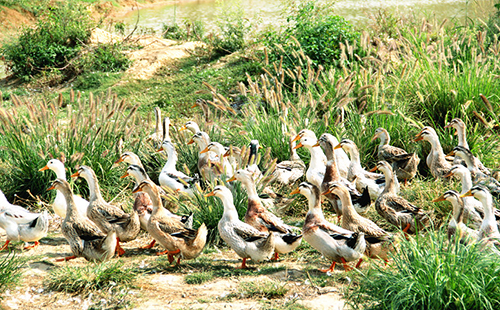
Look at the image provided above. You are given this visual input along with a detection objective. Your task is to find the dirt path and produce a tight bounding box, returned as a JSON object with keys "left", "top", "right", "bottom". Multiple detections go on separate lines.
{"left": 0, "top": 218, "right": 348, "bottom": 310}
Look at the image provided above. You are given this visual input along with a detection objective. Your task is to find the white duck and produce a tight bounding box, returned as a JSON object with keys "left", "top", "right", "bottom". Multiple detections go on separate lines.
{"left": 414, "top": 126, "right": 452, "bottom": 179}
{"left": 292, "top": 130, "right": 327, "bottom": 188}
{"left": 146, "top": 107, "right": 163, "bottom": 145}
{"left": 201, "top": 142, "right": 234, "bottom": 178}
{"left": 158, "top": 140, "right": 198, "bottom": 197}
{"left": 0, "top": 204, "right": 49, "bottom": 251}
{"left": 207, "top": 185, "right": 275, "bottom": 269}
{"left": 39, "top": 159, "right": 89, "bottom": 218}
{"left": 179, "top": 121, "right": 201, "bottom": 135}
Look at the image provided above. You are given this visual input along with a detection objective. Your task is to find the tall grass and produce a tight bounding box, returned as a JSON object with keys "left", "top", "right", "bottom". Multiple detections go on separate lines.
{"left": 0, "top": 90, "right": 146, "bottom": 207}
{"left": 345, "top": 230, "right": 500, "bottom": 309}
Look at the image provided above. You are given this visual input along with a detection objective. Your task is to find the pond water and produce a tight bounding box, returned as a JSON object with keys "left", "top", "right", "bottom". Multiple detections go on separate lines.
{"left": 119, "top": 0, "right": 495, "bottom": 33}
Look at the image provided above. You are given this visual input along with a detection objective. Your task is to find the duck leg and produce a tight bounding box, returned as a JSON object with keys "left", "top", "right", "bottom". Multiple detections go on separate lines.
{"left": 115, "top": 238, "right": 125, "bottom": 256}
{"left": 24, "top": 241, "right": 40, "bottom": 250}
{"left": 55, "top": 255, "right": 77, "bottom": 262}
{"left": 355, "top": 258, "right": 363, "bottom": 269}
{"left": 167, "top": 249, "right": 180, "bottom": 263}
{"left": 0, "top": 240, "right": 10, "bottom": 251}
{"left": 271, "top": 252, "right": 280, "bottom": 261}
{"left": 341, "top": 258, "right": 352, "bottom": 271}
{"left": 156, "top": 249, "right": 169, "bottom": 256}
{"left": 319, "top": 261, "right": 336, "bottom": 273}
{"left": 236, "top": 258, "right": 248, "bottom": 269}
{"left": 141, "top": 239, "right": 156, "bottom": 249}
{"left": 402, "top": 223, "right": 411, "bottom": 240}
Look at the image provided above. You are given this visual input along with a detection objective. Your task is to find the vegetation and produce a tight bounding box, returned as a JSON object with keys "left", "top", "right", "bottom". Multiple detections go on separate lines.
{"left": 345, "top": 230, "right": 500, "bottom": 310}
{"left": 239, "top": 279, "right": 289, "bottom": 299}
{"left": 0, "top": 252, "right": 25, "bottom": 297}
{"left": 45, "top": 261, "right": 138, "bottom": 295}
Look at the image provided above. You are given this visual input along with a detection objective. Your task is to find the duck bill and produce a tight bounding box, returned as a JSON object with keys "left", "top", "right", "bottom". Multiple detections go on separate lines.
{"left": 311, "top": 141, "right": 320, "bottom": 147}
{"left": 70, "top": 171, "right": 80, "bottom": 178}
{"left": 120, "top": 172, "right": 129, "bottom": 179}
{"left": 191, "top": 104, "right": 198, "bottom": 108}
{"left": 333, "top": 144, "right": 342, "bottom": 150}
{"left": 292, "top": 134, "right": 301, "bottom": 142}
{"left": 432, "top": 195, "right": 446, "bottom": 202}
{"left": 444, "top": 123, "right": 452, "bottom": 129}
{"left": 205, "top": 191, "right": 216, "bottom": 197}
{"left": 187, "top": 138, "right": 195, "bottom": 145}
{"left": 132, "top": 187, "right": 143, "bottom": 194}
{"left": 460, "top": 190, "right": 473, "bottom": 198}
{"left": 200, "top": 147, "right": 209, "bottom": 154}
{"left": 322, "top": 189, "right": 332, "bottom": 195}
{"left": 443, "top": 171, "right": 453, "bottom": 178}
{"left": 39, "top": 165, "right": 49, "bottom": 172}
{"left": 227, "top": 176, "right": 236, "bottom": 182}
{"left": 447, "top": 150, "right": 456, "bottom": 156}
{"left": 114, "top": 157, "right": 124, "bottom": 164}
{"left": 369, "top": 166, "right": 378, "bottom": 172}
{"left": 223, "top": 150, "right": 230, "bottom": 157}
{"left": 156, "top": 147, "right": 164, "bottom": 152}
{"left": 370, "top": 133, "right": 379, "bottom": 142}
{"left": 293, "top": 142, "right": 304, "bottom": 150}
{"left": 46, "top": 184, "right": 56, "bottom": 191}
{"left": 290, "top": 188, "right": 300, "bottom": 195}
{"left": 413, "top": 134, "right": 424, "bottom": 142}
{"left": 179, "top": 126, "right": 187, "bottom": 131}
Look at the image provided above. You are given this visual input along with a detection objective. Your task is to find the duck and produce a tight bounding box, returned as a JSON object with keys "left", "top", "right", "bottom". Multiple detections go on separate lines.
{"left": 315, "top": 134, "right": 371, "bottom": 217}
{"left": 224, "top": 145, "right": 243, "bottom": 173}
{"left": 228, "top": 169, "right": 302, "bottom": 260}
{"left": 444, "top": 118, "right": 489, "bottom": 174}
{"left": 414, "top": 126, "right": 452, "bottom": 179}
{"left": 271, "top": 135, "right": 306, "bottom": 186}
{"left": 133, "top": 180, "right": 207, "bottom": 263}
{"left": 246, "top": 140, "right": 263, "bottom": 181}
{"left": 374, "top": 161, "right": 430, "bottom": 234}
{"left": 179, "top": 121, "right": 201, "bottom": 135}
{"left": 146, "top": 107, "right": 163, "bottom": 145}
{"left": 461, "top": 185, "right": 500, "bottom": 250}
{"left": 443, "top": 165, "right": 493, "bottom": 228}
{"left": 323, "top": 183, "right": 394, "bottom": 267}
{"left": 0, "top": 197, "right": 49, "bottom": 251}
{"left": 206, "top": 185, "right": 275, "bottom": 269}
{"left": 113, "top": 151, "right": 144, "bottom": 169}
{"left": 71, "top": 165, "right": 140, "bottom": 256}
{"left": 432, "top": 190, "right": 479, "bottom": 244}
{"left": 158, "top": 139, "right": 199, "bottom": 197}
{"left": 188, "top": 131, "right": 219, "bottom": 181}
{"left": 292, "top": 130, "right": 327, "bottom": 187}
{"left": 448, "top": 147, "right": 500, "bottom": 195}
{"left": 291, "top": 182, "right": 366, "bottom": 272}
{"left": 371, "top": 127, "right": 420, "bottom": 183}
{"left": 39, "top": 158, "right": 89, "bottom": 218}
{"left": 201, "top": 142, "right": 234, "bottom": 178}
{"left": 47, "top": 179, "right": 117, "bottom": 262}
{"left": 335, "top": 139, "right": 387, "bottom": 200}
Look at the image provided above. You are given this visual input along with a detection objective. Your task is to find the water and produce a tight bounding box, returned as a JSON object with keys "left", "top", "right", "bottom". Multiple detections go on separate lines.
{"left": 119, "top": 0, "right": 495, "bottom": 33}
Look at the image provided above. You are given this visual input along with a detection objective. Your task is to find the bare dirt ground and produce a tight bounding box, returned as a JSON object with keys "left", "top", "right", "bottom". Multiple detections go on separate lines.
{"left": 0, "top": 217, "right": 349, "bottom": 310}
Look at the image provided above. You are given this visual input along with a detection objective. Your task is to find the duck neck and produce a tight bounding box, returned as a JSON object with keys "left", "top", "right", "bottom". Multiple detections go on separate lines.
{"left": 306, "top": 192, "right": 324, "bottom": 217}
{"left": 290, "top": 138, "right": 301, "bottom": 161}
{"left": 479, "top": 195, "right": 495, "bottom": 221}
{"left": 240, "top": 178, "right": 259, "bottom": 200}
{"left": 52, "top": 166, "right": 67, "bottom": 180}
{"left": 346, "top": 147, "right": 361, "bottom": 167}
{"left": 379, "top": 132, "right": 390, "bottom": 147}
{"left": 220, "top": 194, "right": 239, "bottom": 221}
{"left": 338, "top": 191, "right": 358, "bottom": 218}
{"left": 307, "top": 144, "right": 327, "bottom": 170}
{"left": 163, "top": 119, "right": 170, "bottom": 141}
{"left": 84, "top": 173, "right": 105, "bottom": 203}
{"left": 60, "top": 186, "right": 78, "bottom": 219}
{"left": 154, "top": 109, "right": 162, "bottom": 136}
{"left": 163, "top": 149, "right": 178, "bottom": 172}
{"left": 451, "top": 198, "right": 465, "bottom": 224}
{"left": 457, "top": 171, "right": 473, "bottom": 193}
{"left": 456, "top": 126, "right": 469, "bottom": 149}
{"left": 382, "top": 168, "right": 397, "bottom": 194}
{"left": 147, "top": 188, "right": 164, "bottom": 216}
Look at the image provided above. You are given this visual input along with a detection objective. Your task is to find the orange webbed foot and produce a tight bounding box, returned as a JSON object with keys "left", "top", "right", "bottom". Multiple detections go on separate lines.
{"left": 319, "top": 261, "right": 336, "bottom": 273}
{"left": 156, "top": 249, "right": 169, "bottom": 256}
{"left": 141, "top": 240, "right": 156, "bottom": 250}
{"left": 270, "top": 252, "right": 279, "bottom": 261}
{"left": 236, "top": 258, "right": 248, "bottom": 269}
{"left": 23, "top": 241, "right": 40, "bottom": 250}
{"left": 55, "top": 255, "right": 77, "bottom": 262}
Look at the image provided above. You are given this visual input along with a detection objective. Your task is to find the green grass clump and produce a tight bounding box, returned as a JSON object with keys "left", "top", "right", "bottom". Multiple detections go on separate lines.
{"left": 45, "top": 261, "right": 138, "bottom": 296}
{"left": 0, "top": 252, "right": 25, "bottom": 296}
{"left": 184, "top": 271, "right": 214, "bottom": 284}
{"left": 345, "top": 230, "right": 500, "bottom": 309}
{"left": 239, "top": 279, "right": 288, "bottom": 299}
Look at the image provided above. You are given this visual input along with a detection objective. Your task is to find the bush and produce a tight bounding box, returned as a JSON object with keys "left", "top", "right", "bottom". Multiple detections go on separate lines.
{"left": 1, "top": 2, "right": 93, "bottom": 80}
{"left": 262, "top": 0, "right": 361, "bottom": 69}
{"left": 345, "top": 230, "right": 500, "bottom": 309}
{"left": 207, "top": 3, "right": 251, "bottom": 55}
{"left": 162, "top": 20, "right": 205, "bottom": 41}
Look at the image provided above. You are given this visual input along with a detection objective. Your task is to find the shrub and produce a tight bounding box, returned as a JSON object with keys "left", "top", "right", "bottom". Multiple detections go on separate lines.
{"left": 345, "top": 230, "right": 500, "bottom": 309}
{"left": 1, "top": 2, "right": 94, "bottom": 80}
{"left": 162, "top": 20, "right": 205, "bottom": 41}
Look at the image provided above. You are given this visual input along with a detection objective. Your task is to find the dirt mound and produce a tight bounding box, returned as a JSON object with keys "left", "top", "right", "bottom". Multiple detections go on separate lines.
{"left": 0, "top": 6, "right": 35, "bottom": 40}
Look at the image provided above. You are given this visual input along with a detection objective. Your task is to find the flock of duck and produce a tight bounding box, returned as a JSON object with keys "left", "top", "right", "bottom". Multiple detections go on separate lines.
{"left": 1, "top": 104, "right": 499, "bottom": 272}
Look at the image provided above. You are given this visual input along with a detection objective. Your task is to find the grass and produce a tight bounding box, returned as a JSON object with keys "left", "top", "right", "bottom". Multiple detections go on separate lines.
{"left": 0, "top": 252, "right": 25, "bottom": 296}
{"left": 184, "top": 271, "right": 214, "bottom": 284}
{"left": 345, "top": 230, "right": 500, "bottom": 310}
{"left": 239, "top": 279, "right": 289, "bottom": 299}
{"left": 44, "top": 260, "right": 139, "bottom": 296}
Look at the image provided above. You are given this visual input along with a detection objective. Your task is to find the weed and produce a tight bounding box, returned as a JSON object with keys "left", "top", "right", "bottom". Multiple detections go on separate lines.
{"left": 0, "top": 252, "right": 25, "bottom": 296}
{"left": 184, "top": 271, "right": 214, "bottom": 284}
{"left": 239, "top": 279, "right": 288, "bottom": 299}
{"left": 345, "top": 230, "right": 500, "bottom": 309}
{"left": 45, "top": 261, "right": 138, "bottom": 296}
